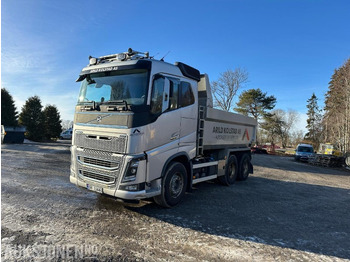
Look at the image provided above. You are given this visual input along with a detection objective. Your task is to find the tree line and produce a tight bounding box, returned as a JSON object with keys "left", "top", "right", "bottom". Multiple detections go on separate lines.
{"left": 212, "top": 58, "right": 350, "bottom": 152}
{"left": 1, "top": 88, "right": 63, "bottom": 141}
{"left": 212, "top": 69, "right": 300, "bottom": 148}
{"left": 305, "top": 58, "right": 350, "bottom": 152}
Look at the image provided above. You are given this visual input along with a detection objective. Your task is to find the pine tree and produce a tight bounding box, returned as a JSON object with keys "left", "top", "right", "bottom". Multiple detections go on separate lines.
{"left": 305, "top": 93, "right": 322, "bottom": 147}
{"left": 43, "top": 105, "right": 62, "bottom": 140}
{"left": 1, "top": 88, "right": 18, "bottom": 126}
{"left": 19, "top": 96, "right": 44, "bottom": 141}
{"left": 235, "top": 88, "right": 276, "bottom": 145}
{"left": 235, "top": 88, "right": 276, "bottom": 121}
{"left": 260, "top": 112, "right": 284, "bottom": 147}
{"left": 323, "top": 58, "right": 350, "bottom": 152}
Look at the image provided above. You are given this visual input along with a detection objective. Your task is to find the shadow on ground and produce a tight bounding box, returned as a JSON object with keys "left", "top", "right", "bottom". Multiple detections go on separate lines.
{"left": 97, "top": 176, "right": 350, "bottom": 259}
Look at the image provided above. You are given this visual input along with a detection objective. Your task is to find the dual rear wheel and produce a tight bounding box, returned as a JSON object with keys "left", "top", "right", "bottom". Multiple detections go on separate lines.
{"left": 154, "top": 153, "right": 251, "bottom": 207}
{"left": 218, "top": 153, "right": 251, "bottom": 185}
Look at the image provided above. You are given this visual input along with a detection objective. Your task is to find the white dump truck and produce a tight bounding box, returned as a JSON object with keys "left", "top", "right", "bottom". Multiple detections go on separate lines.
{"left": 70, "top": 48, "right": 257, "bottom": 207}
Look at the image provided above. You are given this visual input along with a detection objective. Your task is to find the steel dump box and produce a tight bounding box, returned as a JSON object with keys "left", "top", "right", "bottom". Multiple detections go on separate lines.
{"left": 202, "top": 107, "right": 257, "bottom": 150}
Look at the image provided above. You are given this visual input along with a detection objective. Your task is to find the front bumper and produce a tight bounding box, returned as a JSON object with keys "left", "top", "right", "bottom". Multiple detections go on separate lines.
{"left": 70, "top": 172, "right": 161, "bottom": 200}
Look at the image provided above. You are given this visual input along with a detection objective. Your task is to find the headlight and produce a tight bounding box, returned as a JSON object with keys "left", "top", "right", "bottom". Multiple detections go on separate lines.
{"left": 122, "top": 160, "right": 139, "bottom": 182}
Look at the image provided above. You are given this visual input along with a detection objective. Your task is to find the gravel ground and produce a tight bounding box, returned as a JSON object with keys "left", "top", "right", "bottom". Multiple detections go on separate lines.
{"left": 1, "top": 142, "right": 350, "bottom": 261}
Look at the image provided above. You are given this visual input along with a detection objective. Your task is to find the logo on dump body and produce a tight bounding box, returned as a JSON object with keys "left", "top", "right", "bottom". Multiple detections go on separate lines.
{"left": 242, "top": 128, "right": 250, "bottom": 141}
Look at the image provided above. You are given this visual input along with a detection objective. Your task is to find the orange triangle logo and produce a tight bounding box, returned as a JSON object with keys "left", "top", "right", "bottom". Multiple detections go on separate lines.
{"left": 242, "top": 128, "right": 250, "bottom": 141}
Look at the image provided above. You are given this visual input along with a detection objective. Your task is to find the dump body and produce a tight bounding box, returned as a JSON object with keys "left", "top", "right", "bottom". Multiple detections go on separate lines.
{"left": 203, "top": 108, "right": 256, "bottom": 149}
{"left": 70, "top": 49, "right": 257, "bottom": 207}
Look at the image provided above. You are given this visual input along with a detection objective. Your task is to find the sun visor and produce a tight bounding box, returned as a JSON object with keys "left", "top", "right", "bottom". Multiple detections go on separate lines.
{"left": 76, "top": 75, "right": 87, "bottom": 82}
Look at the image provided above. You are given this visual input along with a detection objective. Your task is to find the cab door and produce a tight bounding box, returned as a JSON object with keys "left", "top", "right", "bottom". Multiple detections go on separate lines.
{"left": 146, "top": 75, "right": 182, "bottom": 181}
{"left": 178, "top": 80, "right": 197, "bottom": 157}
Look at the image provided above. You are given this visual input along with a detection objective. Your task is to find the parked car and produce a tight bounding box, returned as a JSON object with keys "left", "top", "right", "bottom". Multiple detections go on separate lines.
{"left": 60, "top": 128, "right": 72, "bottom": 140}
{"left": 295, "top": 144, "right": 314, "bottom": 162}
{"left": 251, "top": 146, "right": 268, "bottom": 154}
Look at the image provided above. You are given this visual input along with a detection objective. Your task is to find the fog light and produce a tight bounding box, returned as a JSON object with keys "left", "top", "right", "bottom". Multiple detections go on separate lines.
{"left": 126, "top": 185, "right": 138, "bottom": 191}
{"left": 119, "top": 183, "right": 145, "bottom": 192}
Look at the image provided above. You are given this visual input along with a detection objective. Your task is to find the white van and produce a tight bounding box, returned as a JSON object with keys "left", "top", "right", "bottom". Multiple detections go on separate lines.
{"left": 295, "top": 144, "right": 314, "bottom": 161}
{"left": 60, "top": 128, "right": 73, "bottom": 140}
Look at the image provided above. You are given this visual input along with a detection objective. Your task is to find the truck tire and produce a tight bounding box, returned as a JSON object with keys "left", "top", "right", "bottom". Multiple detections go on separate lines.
{"left": 237, "top": 153, "right": 250, "bottom": 181}
{"left": 345, "top": 153, "right": 350, "bottom": 167}
{"left": 153, "top": 162, "right": 188, "bottom": 208}
{"left": 218, "top": 155, "right": 238, "bottom": 186}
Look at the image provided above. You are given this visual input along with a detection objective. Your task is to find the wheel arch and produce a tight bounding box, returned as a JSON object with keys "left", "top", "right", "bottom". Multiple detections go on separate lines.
{"left": 161, "top": 152, "right": 192, "bottom": 192}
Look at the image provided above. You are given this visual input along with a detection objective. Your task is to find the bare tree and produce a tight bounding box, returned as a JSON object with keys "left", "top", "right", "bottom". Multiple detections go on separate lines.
{"left": 211, "top": 68, "right": 248, "bottom": 112}
{"left": 290, "top": 130, "right": 305, "bottom": 147}
{"left": 61, "top": 119, "right": 73, "bottom": 130}
{"left": 261, "top": 109, "right": 299, "bottom": 148}
{"left": 274, "top": 109, "right": 299, "bottom": 148}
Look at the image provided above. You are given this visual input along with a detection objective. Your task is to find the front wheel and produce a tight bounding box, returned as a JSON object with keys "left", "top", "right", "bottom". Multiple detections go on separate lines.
{"left": 154, "top": 162, "right": 188, "bottom": 208}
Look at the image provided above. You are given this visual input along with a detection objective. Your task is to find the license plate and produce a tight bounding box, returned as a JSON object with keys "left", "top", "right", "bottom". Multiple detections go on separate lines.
{"left": 86, "top": 184, "right": 103, "bottom": 194}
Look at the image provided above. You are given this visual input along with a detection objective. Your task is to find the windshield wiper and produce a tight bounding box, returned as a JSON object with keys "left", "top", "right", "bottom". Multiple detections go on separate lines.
{"left": 80, "top": 101, "right": 100, "bottom": 111}
{"left": 101, "top": 100, "right": 130, "bottom": 111}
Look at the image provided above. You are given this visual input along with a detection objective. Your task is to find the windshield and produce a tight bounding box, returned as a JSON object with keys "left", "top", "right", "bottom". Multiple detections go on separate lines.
{"left": 77, "top": 69, "right": 149, "bottom": 106}
{"left": 297, "top": 146, "right": 313, "bottom": 153}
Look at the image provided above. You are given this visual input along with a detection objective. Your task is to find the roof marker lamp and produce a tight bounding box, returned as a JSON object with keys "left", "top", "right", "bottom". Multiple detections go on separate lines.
{"left": 117, "top": 53, "right": 127, "bottom": 61}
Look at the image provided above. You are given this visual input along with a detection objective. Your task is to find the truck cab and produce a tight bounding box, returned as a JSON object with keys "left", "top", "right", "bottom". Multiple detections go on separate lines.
{"left": 70, "top": 48, "right": 256, "bottom": 207}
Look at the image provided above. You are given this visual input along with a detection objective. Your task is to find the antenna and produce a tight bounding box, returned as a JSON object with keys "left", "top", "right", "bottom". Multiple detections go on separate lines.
{"left": 150, "top": 52, "right": 159, "bottom": 59}
{"left": 160, "top": 51, "right": 171, "bottom": 61}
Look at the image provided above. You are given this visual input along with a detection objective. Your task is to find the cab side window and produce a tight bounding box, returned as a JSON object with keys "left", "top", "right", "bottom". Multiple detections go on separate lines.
{"left": 179, "top": 81, "right": 194, "bottom": 108}
{"left": 150, "top": 76, "right": 164, "bottom": 114}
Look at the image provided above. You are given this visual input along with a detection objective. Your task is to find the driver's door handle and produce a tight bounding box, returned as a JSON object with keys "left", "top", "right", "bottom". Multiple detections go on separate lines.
{"left": 170, "top": 133, "right": 179, "bottom": 140}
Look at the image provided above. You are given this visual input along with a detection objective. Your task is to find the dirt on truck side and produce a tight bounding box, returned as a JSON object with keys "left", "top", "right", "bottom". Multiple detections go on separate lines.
{"left": 1, "top": 142, "right": 350, "bottom": 261}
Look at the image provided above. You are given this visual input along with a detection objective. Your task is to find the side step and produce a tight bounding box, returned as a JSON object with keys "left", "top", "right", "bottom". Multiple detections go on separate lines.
{"left": 192, "top": 174, "right": 217, "bottom": 184}
{"left": 192, "top": 161, "right": 218, "bottom": 184}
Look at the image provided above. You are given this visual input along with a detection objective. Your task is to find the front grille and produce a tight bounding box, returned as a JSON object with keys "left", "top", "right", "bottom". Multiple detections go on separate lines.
{"left": 84, "top": 148, "right": 113, "bottom": 158}
{"left": 79, "top": 156, "right": 119, "bottom": 169}
{"left": 79, "top": 170, "right": 115, "bottom": 183}
{"left": 75, "top": 148, "right": 124, "bottom": 184}
{"left": 75, "top": 132, "right": 127, "bottom": 153}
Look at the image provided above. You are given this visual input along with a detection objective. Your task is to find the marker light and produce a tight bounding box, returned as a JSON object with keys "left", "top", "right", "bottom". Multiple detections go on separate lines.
{"left": 117, "top": 53, "right": 127, "bottom": 61}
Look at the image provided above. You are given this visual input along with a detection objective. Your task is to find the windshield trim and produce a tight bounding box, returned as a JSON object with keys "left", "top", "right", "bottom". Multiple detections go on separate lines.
{"left": 77, "top": 69, "right": 151, "bottom": 110}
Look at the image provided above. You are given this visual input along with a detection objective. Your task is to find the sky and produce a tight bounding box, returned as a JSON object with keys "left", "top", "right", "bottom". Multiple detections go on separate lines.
{"left": 1, "top": 0, "right": 350, "bottom": 133}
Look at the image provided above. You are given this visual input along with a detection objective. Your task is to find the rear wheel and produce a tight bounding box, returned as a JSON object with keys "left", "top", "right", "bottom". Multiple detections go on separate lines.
{"left": 154, "top": 162, "right": 188, "bottom": 208}
{"left": 237, "top": 153, "right": 250, "bottom": 181}
{"left": 218, "top": 155, "right": 238, "bottom": 186}
{"left": 345, "top": 153, "right": 350, "bottom": 167}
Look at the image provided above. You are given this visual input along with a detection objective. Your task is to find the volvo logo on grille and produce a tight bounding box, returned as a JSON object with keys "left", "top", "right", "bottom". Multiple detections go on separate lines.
{"left": 86, "top": 114, "right": 111, "bottom": 124}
